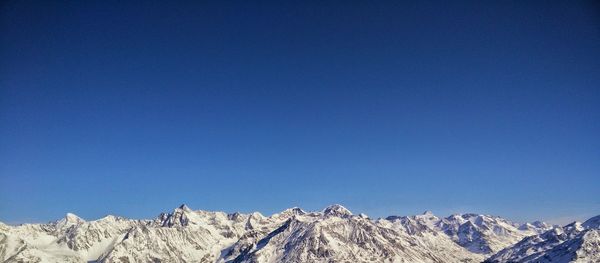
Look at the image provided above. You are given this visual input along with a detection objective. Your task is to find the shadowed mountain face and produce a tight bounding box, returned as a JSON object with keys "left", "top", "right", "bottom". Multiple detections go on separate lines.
{"left": 485, "top": 218, "right": 600, "bottom": 263}
{"left": 2, "top": 204, "right": 592, "bottom": 263}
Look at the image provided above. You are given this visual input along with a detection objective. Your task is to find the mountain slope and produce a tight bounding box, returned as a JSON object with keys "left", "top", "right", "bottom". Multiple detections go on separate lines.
{"left": 485, "top": 219, "right": 600, "bottom": 263}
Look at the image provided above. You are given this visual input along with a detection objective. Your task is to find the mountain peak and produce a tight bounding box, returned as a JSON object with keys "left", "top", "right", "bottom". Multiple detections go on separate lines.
{"left": 531, "top": 220, "right": 548, "bottom": 228}
{"left": 282, "top": 207, "right": 306, "bottom": 215}
{"left": 177, "top": 204, "right": 191, "bottom": 211}
{"left": 65, "top": 213, "right": 84, "bottom": 222}
{"left": 323, "top": 204, "right": 352, "bottom": 217}
{"left": 99, "top": 215, "right": 121, "bottom": 222}
{"left": 55, "top": 212, "right": 85, "bottom": 229}
{"left": 271, "top": 207, "right": 306, "bottom": 219}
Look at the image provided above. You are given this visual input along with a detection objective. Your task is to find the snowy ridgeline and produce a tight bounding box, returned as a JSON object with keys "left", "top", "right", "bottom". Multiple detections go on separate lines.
{"left": 0, "top": 204, "right": 598, "bottom": 263}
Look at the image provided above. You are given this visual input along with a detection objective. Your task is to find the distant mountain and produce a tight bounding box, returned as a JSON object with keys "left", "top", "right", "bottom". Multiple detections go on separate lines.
{"left": 1, "top": 204, "right": 594, "bottom": 263}
{"left": 485, "top": 216, "right": 600, "bottom": 263}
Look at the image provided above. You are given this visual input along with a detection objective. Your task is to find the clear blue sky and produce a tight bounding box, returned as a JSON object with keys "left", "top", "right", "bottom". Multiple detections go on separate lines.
{"left": 1, "top": 1, "right": 599, "bottom": 225}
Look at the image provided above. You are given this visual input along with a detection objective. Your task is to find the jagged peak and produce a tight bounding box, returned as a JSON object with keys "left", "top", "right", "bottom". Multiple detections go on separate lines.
{"left": 250, "top": 211, "right": 265, "bottom": 218}
{"left": 228, "top": 211, "right": 247, "bottom": 221}
{"left": 54, "top": 212, "right": 85, "bottom": 229}
{"left": 98, "top": 215, "right": 126, "bottom": 222}
{"left": 177, "top": 204, "right": 191, "bottom": 212}
{"left": 282, "top": 207, "right": 306, "bottom": 215}
{"left": 447, "top": 213, "right": 463, "bottom": 219}
{"left": 460, "top": 213, "right": 479, "bottom": 218}
{"left": 531, "top": 220, "right": 548, "bottom": 227}
{"left": 153, "top": 205, "right": 195, "bottom": 227}
{"left": 323, "top": 204, "right": 352, "bottom": 217}
{"left": 271, "top": 207, "right": 306, "bottom": 219}
{"left": 64, "top": 213, "right": 84, "bottom": 222}
{"left": 422, "top": 210, "right": 434, "bottom": 216}
{"left": 416, "top": 211, "right": 438, "bottom": 222}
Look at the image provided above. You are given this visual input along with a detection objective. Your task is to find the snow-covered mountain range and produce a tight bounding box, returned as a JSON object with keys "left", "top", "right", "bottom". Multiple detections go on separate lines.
{"left": 485, "top": 215, "right": 600, "bottom": 263}
{"left": 0, "top": 204, "right": 597, "bottom": 262}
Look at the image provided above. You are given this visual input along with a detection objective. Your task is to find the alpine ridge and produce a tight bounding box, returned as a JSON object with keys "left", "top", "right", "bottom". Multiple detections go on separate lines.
{"left": 485, "top": 216, "right": 600, "bottom": 263}
{"left": 0, "top": 205, "right": 597, "bottom": 263}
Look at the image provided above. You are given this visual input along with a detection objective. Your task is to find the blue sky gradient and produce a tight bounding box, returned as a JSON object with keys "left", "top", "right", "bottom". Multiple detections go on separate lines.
{"left": 1, "top": 1, "right": 599, "bottom": 224}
